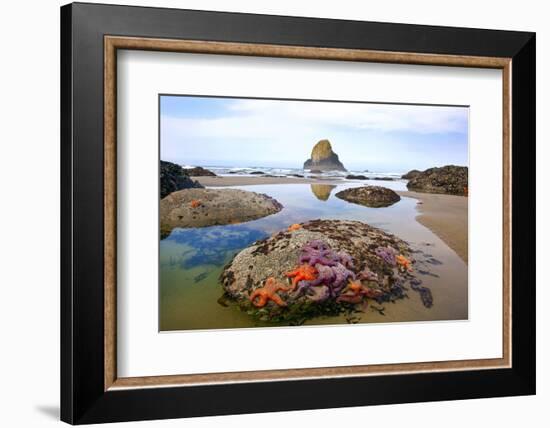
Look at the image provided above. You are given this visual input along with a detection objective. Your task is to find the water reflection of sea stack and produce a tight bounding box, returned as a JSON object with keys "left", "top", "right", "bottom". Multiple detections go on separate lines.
{"left": 310, "top": 184, "right": 336, "bottom": 201}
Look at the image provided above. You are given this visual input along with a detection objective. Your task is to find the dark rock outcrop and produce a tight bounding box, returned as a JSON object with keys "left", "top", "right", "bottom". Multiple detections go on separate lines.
{"left": 336, "top": 186, "right": 400, "bottom": 208}
{"left": 406, "top": 165, "right": 468, "bottom": 195}
{"left": 304, "top": 139, "right": 347, "bottom": 171}
{"left": 185, "top": 166, "right": 216, "bottom": 176}
{"left": 346, "top": 174, "right": 368, "bottom": 180}
{"left": 160, "top": 188, "right": 283, "bottom": 238}
{"left": 402, "top": 169, "right": 422, "bottom": 180}
{"left": 160, "top": 160, "right": 203, "bottom": 198}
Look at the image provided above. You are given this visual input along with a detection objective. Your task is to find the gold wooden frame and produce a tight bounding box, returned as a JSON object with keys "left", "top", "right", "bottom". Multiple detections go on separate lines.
{"left": 104, "top": 36, "right": 512, "bottom": 391}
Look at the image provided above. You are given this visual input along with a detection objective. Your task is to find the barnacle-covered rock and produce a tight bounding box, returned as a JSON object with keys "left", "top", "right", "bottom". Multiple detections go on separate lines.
{"left": 160, "top": 188, "right": 283, "bottom": 238}
{"left": 220, "top": 219, "right": 432, "bottom": 324}
{"left": 335, "top": 186, "right": 401, "bottom": 208}
{"left": 406, "top": 165, "right": 468, "bottom": 195}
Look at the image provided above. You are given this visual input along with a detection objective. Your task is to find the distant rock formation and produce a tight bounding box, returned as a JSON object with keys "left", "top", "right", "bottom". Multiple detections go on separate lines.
{"left": 304, "top": 139, "right": 347, "bottom": 172}
{"left": 160, "top": 160, "right": 203, "bottom": 198}
{"left": 336, "top": 186, "right": 401, "bottom": 208}
{"left": 185, "top": 166, "right": 216, "bottom": 177}
{"left": 402, "top": 169, "right": 422, "bottom": 180}
{"left": 346, "top": 174, "right": 368, "bottom": 180}
{"left": 406, "top": 165, "right": 468, "bottom": 195}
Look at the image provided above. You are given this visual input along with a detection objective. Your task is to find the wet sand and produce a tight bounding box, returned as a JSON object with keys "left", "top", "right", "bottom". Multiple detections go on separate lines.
{"left": 398, "top": 191, "right": 468, "bottom": 263}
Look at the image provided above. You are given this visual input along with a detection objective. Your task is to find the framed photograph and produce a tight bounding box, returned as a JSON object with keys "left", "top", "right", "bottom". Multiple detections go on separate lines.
{"left": 60, "top": 2, "right": 535, "bottom": 424}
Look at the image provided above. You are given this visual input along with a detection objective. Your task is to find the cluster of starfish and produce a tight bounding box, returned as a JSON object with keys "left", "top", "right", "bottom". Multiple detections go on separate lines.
{"left": 375, "top": 246, "right": 413, "bottom": 272}
{"left": 298, "top": 240, "right": 354, "bottom": 269}
{"left": 286, "top": 240, "right": 357, "bottom": 301}
{"left": 189, "top": 199, "right": 202, "bottom": 208}
{"left": 247, "top": 240, "right": 432, "bottom": 311}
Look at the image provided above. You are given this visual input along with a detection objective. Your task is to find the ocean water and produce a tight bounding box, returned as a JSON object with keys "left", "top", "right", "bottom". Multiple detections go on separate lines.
{"left": 183, "top": 165, "right": 404, "bottom": 181}
{"left": 159, "top": 182, "right": 468, "bottom": 331}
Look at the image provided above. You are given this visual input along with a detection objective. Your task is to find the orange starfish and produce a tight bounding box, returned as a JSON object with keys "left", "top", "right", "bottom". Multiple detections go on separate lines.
{"left": 190, "top": 199, "right": 202, "bottom": 208}
{"left": 249, "top": 277, "right": 291, "bottom": 307}
{"left": 396, "top": 255, "right": 413, "bottom": 271}
{"left": 337, "top": 280, "right": 383, "bottom": 303}
{"left": 348, "top": 280, "right": 363, "bottom": 294}
{"left": 288, "top": 223, "right": 302, "bottom": 232}
{"left": 285, "top": 264, "right": 318, "bottom": 288}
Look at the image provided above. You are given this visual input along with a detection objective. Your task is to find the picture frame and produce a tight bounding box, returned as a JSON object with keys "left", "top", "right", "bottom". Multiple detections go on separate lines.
{"left": 60, "top": 2, "right": 535, "bottom": 424}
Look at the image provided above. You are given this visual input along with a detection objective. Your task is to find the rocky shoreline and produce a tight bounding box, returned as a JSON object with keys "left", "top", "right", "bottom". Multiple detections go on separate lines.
{"left": 406, "top": 165, "right": 468, "bottom": 195}
{"left": 160, "top": 160, "right": 203, "bottom": 198}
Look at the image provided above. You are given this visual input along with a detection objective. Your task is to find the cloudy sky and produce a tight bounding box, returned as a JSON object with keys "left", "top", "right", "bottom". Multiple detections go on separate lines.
{"left": 160, "top": 95, "right": 468, "bottom": 173}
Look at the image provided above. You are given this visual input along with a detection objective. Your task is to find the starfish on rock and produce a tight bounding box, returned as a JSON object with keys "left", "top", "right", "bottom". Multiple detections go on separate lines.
{"left": 285, "top": 264, "right": 318, "bottom": 288}
{"left": 288, "top": 223, "right": 302, "bottom": 232}
{"left": 396, "top": 254, "right": 413, "bottom": 272}
{"left": 337, "top": 280, "right": 384, "bottom": 304}
{"left": 249, "top": 277, "right": 291, "bottom": 308}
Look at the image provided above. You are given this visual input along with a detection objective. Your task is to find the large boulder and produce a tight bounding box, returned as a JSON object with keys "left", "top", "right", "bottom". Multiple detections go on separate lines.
{"left": 304, "top": 139, "right": 347, "bottom": 171}
{"left": 160, "top": 160, "right": 203, "bottom": 198}
{"left": 335, "top": 186, "right": 401, "bottom": 208}
{"left": 185, "top": 166, "right": 216, "bottom": 176}
{"left": 220, "top": 220, "right": 432, "bottom": 324}
{"left": 406, "top": 165, "right": 468, "bottom": 195}
{"left": 160, "top": 188, "right": 283, "bottom": 238}
{"left": 402, "top": 169, "right": 422, "bottom": 179}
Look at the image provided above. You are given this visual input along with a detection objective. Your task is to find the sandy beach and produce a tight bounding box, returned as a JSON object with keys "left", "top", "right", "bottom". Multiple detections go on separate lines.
{"left": 397, "top": 190, "right": 468, "bottom": 263}
{"left": 193, "top": 175, "right": 468, "bottom": 263}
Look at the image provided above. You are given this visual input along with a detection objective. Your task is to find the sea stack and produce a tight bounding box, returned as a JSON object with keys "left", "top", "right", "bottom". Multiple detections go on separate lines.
{"left": 303, "top": 139, "right": 347, "bottom": 172}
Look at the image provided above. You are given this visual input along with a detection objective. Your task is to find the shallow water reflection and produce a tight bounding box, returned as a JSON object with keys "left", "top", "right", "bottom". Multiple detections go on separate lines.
{"left": 160, "top": 182, "right": 467, "bottom": 331}
{"left": 310, "top": 184, "right": 336, "bottom": 201}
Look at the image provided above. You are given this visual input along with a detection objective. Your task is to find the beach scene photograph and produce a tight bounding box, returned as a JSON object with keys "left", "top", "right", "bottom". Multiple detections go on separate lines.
{"left": 159, "top": 95, "right": 469, "bottom": 331}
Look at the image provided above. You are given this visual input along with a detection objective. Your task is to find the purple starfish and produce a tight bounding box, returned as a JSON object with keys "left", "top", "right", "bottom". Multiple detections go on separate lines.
{"left": 306, "top": 285, "right": 331, "bottom": 302}
{"left": 299, "top": 241, "right": 338, "bottom": 266}
{"left": 357, "top": 267, "right": 379, "bottom": 282}
{"left": 336, "top": 251, "right": 355, "bottom": 269}
{"left": 375, "top": 246, "right": 397, "bottom": 266}
{"left": 331, "top": 263, "right": 356, "bottom": 294}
